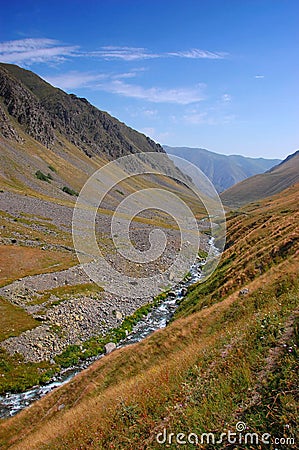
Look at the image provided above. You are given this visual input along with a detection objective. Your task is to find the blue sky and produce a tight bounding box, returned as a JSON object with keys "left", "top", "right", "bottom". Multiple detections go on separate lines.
{"left": 0, "top": 0, "right": 298, "bottom": 159}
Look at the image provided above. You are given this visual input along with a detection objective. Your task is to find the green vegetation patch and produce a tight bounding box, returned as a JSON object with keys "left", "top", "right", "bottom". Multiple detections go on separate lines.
{"left": 62, "top": 186, "right": 78, "bottom": 196}
{"left": 0, "top": 296, "right": 38, "bottom": 341}
{"left": 35, "top": 170, "right": 53, "bottom": 183}
{"left": 54, "top": 290, "right": 169, "bottom": 368}
{"left": 0, "top": 349, "right": 58, "bottom": 394}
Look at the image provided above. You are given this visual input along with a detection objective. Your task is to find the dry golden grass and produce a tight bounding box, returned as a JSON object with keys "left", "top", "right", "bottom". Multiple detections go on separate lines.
{"left": 1, "top": 247, "right": 297, "bottom": 449}
{"left": 0, "top": 245, "right": 77, "bottom": 287}
{"left": 0, "top": 185, "right": 298, "bottom": 449}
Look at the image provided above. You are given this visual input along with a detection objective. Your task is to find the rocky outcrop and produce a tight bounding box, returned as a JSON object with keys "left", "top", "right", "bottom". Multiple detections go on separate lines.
{"left": 0, "top": 103, "right": 23, "bottom": 142}
{"left": 0, "top": 66, "right": 55, "bottom": 147}
{"left": 1, "top": 291, "right": 150, "bottom": 362}
{"left": 0, "top": 62, "right": 165, "bottom": 160}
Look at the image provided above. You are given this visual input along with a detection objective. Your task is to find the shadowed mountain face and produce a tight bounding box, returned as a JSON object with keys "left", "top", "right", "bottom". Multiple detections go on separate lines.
{"left": 164, "top": 145, "right": 281, "bottom": 192}
{"left": 0, "top": 63, "right": 164, "bottom": 159}
{"left": 221, "top": 150, "right": 299, "bottom": 207}
{"left": 0, "top": 63, "right": 191, "bottom": 203}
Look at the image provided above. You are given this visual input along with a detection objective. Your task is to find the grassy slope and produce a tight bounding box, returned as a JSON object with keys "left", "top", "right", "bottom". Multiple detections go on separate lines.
{"left": 0, "top": 120, "right": 207, "bottom": 396}
{"left": 0, "top": 183, "right": 298, "bottom": 449}
{"left": 221, "top": 150, "right": 299, "bottom": 207}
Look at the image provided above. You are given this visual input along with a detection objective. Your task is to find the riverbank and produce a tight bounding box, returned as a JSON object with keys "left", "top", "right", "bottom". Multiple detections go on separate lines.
{"left": 0, "top": 250, "right": 209, "bottom": 419}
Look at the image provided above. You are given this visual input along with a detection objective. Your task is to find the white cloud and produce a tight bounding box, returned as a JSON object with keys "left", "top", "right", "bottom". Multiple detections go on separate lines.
{"left": 140, "top": 127, "right": 171, "bottom": 143}
{"left": 95, "top": 80, "right": 205, "bottom": 104}
{"left": 90, "top": 46, "right": 160, "bottom": 61}
{"left": 0, "top": 39, "right": 228, "bottom": 66}
{"left": 44, "top": 71, "right": 107, "bottom": 90}
{"left": 183, "top": 112, "right": 210, "bottom": 125}
{"left": 254, "top": 75, "right": 265, "bottom": 79}
{"left": 221, "top": 93, "right": 232, "bottom": 102}
{"left": 0, "top": 38, "right": 78, "bottom": 65}
{"left": 167, "top": 49, "right": 227, "bottom": 59}
{"left": 183, "top": 108, "right": 236, "bottom": 126}
{"left": 125, "top": 106, "right": 159, "bottom": 119}
{"left": 43, "top": 69, "right": 205, "bottom": 105}
{"left": 142, "top": 109, "right": 158, "bottom": 117}
{"left": 89, "top": 46, "right": 227, "bottom": 61}
{"left": 43, "top": 70, "right": 143, "bottom": 90}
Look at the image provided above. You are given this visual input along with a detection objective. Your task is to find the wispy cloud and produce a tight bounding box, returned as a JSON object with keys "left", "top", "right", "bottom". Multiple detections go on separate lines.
{"left": 95, "top": 80, "right": 205, "bottom": 104}
{"left": 125, "top": 106, "right": 159, "bottom": 119}
{"left": 183, "top": 106, "right": 236, "bottom": 126}
{"left": 183, "top": 111, "right": 211, "bottom": 125}
{"left": 88, "top": 46, "right": 227, "bottom": 61}
{"left": 167, "top": 49, "right": 227, "bottom": 59}
{"left": 254, "top": 75, "right": 265, "bottom": 79}
{"left": 0, "top": 38, "right": 78, "bottom": 65}
{"left": 90, "top": 46, "right": 160, "bottom": 61}
{"left": 0, "top": 39, "right": 228, "bottom": 66}
{"left": 44, "top": 71, "right": 107, "bottom": 89}
{"left": 140, "top": 127, "right": 171, "bottom": 143}
{"left": 43, "top": 70, "right": 205, "bottom": 105}
{"left": 45, "top": 67, "right": 149, "bottom": 90}
{"left": 142, "top": 109, "right": 158, "bottom": 117}
{"left": 221, "top": 93, "right": 232, "bottom": 102}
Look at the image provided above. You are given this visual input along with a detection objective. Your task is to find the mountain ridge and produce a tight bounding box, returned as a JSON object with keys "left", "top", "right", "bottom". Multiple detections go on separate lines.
{"left": 221, "top": 149, "right": 299, "bottom": 207}
{"left": 0, "top": 62, "right": 164, "bottom": 159}
{"left": 164, "top": 145, "right": 281, "bottom": 192}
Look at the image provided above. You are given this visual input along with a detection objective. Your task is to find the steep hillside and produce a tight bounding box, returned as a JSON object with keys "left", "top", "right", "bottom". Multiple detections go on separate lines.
{"left": 221, "top": 150, "right": 299, "bottom": 207}
{"left": 1, "top": 64, "right": 193, "bottom": 213}
{"left": 165, "top": 145, "right": 280, "bottom": 192}
{"left": 0, "top": 63, "right": 164, "bottom": 158}
{"left": 0, "top": 64, "right": 209, "bottom": 401}
{"left": 1, "top": 183, "right": 297, "bottom": 449}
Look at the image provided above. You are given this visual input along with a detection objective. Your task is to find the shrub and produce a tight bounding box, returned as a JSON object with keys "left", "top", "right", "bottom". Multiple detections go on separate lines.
{"left": 62, "top": 186, "right": 79, "bottom": 196}
{"left": 35, "top": 170, "right": 52, "bottom": 183}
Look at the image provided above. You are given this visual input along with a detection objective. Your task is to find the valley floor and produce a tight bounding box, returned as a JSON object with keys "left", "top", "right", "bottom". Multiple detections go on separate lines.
{"left": 0, "top": 183, "right": 298, "bottom": 449}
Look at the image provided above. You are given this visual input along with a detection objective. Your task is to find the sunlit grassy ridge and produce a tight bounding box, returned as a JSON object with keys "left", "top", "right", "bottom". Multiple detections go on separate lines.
{"left": 0, "top": 183, "right": 297, "bottom": 449}
{"left": 221, "top": 150, "right": 299, "bottom": 207}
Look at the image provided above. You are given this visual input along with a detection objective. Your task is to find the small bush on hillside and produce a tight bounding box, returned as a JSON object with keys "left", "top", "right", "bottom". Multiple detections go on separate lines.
{"left": 35, "top": 170, "right": 52, "bottom": 183}
{"left": 62, "top": 186, "right": 78, "bottom": 196}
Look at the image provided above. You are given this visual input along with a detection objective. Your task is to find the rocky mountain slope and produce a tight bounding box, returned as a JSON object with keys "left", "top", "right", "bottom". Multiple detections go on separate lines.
{"left": 0, "top": 63, "right": 189, "bottom": 206}
{"left": 165, "top": 145, "right": 280, "bottom": 192}
{"left": 0, "top": 63, "right": 208, "bottom": 401}
{"left": 221, "top": 149, "right": 299, "bottom": 207}
{"left": 0, "top": 63, "right": 164, "bottom": 158}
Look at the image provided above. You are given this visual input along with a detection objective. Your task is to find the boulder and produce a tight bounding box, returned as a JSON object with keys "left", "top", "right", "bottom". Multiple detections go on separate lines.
{"left": 104, "top": 342, "right": 116, "bottom": 354}
{"left": 239, "top": 288, "right": 249, "bottom": 296}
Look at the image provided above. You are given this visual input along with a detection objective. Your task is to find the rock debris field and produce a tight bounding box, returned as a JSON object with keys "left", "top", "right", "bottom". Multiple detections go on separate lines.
{"left": 0, "top": 191, "right": 209, "bottom": 362}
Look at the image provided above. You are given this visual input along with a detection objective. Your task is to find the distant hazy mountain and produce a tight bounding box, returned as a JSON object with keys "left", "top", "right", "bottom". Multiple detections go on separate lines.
{"left": 164, "top": 145, "right": 281, "bottom": 193}
{"left": 221, "top": 150, "right": 299, "bottom": 207}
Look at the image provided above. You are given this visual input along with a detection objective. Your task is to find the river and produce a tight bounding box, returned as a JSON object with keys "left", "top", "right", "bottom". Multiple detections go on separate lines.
{"left": 0, "top": 240, "right": 218, "bottom": 419}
